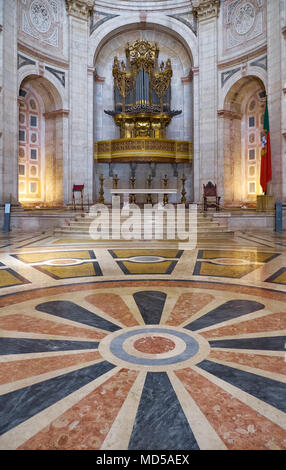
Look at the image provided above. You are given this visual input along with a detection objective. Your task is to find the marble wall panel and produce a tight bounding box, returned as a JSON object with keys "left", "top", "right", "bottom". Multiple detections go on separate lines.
{"left": 17, "top": 0, "right": 66, "bottom": 59}
{"left": 219, "top": 0, "right": 267, "bottom": 61}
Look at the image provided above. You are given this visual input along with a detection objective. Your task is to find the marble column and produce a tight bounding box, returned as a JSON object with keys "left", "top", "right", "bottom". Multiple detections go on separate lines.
{"left": 181, "top": 73, "right": 193, "bottom": 201}
{"left": 62, "top": 110, "right": 70, "bottom": 206}
{"left": 192, "top": 0, "right": 220, "bottom": 203}
{"left": 217, "top": 110, "right": 243, "bottom": 206}
{"left": 192, "top": 66, "right": 200, "bottom": 203}
{"left": 44, "top": 109, "right": 69, "bottom": 206}
{"left": 181, "top": 73, "right": 193, "bottom": 143}
{"left": 0, "top": 0, "right": 18, "bottom": 205}
{"left": 266, "top": 0, "right": 282, "bottom": 200}
{"left": 0, "top": 8, "right": 2, "bottom": 205}
{"left": 87, "top": 66, "right": 95, "bottom": 204}
{"left": 93, "top": 73, "right": 105, "bottom": 144}
{"left": 93, "top": 73, "right": 106, "bottom": 204}
{"left": 281, "top": 4, "right": 286, "bottom": 201}
{"left": 217, "top": 110, "right": 226, "bottom": 204}
{"left": 66, "top": 0, "right": 95, "bottom": 205}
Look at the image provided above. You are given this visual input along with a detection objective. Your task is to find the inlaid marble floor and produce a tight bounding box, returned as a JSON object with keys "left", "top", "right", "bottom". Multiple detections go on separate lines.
{"left": 0, "top": 230, "right": 285, "bottom": 450}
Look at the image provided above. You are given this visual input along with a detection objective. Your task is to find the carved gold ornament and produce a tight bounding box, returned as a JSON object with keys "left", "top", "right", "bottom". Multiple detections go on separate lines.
{"left": 98, "top": 40, "right": 192, "bottom": 163}
{"left": 105, "top": 40, "right": 181, "bottom": 139}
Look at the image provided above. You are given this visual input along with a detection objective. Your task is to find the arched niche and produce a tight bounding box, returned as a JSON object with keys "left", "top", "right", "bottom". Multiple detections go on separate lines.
{"left": 18, "top": 75, "right": 66, "bottom": 207}
{"left": 89, "top": 16, "right": 198, "bottom": 68}
{"left": 222, "top": 75, "right": 266, "bottom": 206}
{"left": 93, "top": 27, "right": 193, "bottom": 142}
{"left": 92, "top": 25, "right": 195, "bottom": 204}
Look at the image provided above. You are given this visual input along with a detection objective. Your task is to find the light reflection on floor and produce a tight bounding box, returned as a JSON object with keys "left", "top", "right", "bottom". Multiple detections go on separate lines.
{"left": 0, "top": 229, "right": 285, "bottom": 450}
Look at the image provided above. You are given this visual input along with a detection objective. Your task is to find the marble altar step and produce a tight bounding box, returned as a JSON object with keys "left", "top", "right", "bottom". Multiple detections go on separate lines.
{"left": 58, "top": 222, "right": 223, "bottom": 232}
{"left": 74, "top": 212, "right": 212, "bottom": 219}
{"left": 67, "top": 219, "right": 220, "bottom": 229}
{"left": 68, "top": 217, "right": 221, "bottom": 226}
{"left": 54, "top": 211, "right": 234, "bottom": 240}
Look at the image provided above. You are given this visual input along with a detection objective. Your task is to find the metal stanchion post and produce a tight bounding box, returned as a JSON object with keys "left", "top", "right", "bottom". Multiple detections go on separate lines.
{"left": 275, "top": 202, "right": 282, "bottom": 232}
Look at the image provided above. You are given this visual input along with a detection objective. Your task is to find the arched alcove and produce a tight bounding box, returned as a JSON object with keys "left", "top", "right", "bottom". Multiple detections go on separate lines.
{"left": 94, "top": 28, "right": 192, "bottom": 142}
{"left": 18, "top": 75, "right": 65, "bottom": 207}
{"left": 92, "top": 25, "right": 195, "bottom": 204}
{"left": 89, "top": 15, "right": 198, "bottom": 68}
{"left": 222, "top": 75, "right": 266, "bottom": 207}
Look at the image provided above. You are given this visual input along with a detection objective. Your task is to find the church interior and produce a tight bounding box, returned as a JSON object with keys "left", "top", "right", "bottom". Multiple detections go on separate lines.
{"left": 0, "top": 0, "right": 285, "bottom": 452}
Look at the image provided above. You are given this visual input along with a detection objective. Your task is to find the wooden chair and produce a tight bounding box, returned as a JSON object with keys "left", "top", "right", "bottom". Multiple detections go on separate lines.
{"left": 203, "top": 182, "right": 220, "bottom": 212}
{"left": 72, "top": 184, "right": 84, "bottom": 210}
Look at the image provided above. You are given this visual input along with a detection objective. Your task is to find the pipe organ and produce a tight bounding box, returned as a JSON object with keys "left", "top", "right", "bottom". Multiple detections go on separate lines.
{"left": 95, "top": 40, "right": 192, "bottom": 162}
{"left": 94, "top": 40, "right": 193, "bottom": 204}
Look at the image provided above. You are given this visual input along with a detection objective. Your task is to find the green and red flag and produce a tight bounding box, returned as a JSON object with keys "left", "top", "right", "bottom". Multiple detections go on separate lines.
{"left": 260, "top": 100, "right": 272, "bottom": 194}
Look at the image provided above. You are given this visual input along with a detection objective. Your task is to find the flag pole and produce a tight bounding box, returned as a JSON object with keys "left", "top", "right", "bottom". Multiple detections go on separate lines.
{"left": 264, "top": 94, "right": 267, "bottom": 196}
{"left": 260, "top": 96, "right": 272, "bottom": 196}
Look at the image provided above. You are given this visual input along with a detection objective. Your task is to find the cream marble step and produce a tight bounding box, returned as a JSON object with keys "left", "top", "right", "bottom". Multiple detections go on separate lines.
{"left": 54, "top": 211, "right": 233, "bottom": 239}
{"left": 70, "top": 215, "right": 220, "bottom": 223}
{"left": 54, "top": 227, "right": 233, "bottom": 238}
{"left": 65, "top": 215, "right": 219, "bottom": 225}
{"left": 75, "top": 214, "right": 213, "bottom": 221}
{"left": 57, "top": 218, "right": 223, "bottom": 230}
{"left": 56, "top": 227, "right": 225, "bottom": 235}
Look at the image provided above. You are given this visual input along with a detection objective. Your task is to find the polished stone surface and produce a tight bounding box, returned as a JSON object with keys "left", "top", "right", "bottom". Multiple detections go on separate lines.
{"left": 0, "top": 229, "right": 285, "bottom": 450}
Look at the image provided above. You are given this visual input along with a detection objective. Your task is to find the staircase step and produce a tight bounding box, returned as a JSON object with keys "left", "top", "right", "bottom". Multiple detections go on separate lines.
{"left": 54, "top": 209, "right": 233, "bottom": 241}
{"left": 54, "top": 227, "right": 233, "bottom": 236}
{"left": 72, "top": 221, "right": 215, "bottom": 228}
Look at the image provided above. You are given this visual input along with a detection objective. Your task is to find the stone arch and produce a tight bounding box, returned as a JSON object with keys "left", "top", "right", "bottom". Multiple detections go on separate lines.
{"left": 18, "top": 66, "right": 65, "bottom": 110}
{"left": 89, "top": 15, "right": 198, "bottom": 68}
{"left": 90, "top": 18, "right": 197, "bottom": 204}
{"left": 224, "top": 75, "right": 266, "bottom": 114}
{"left": 219, "top": 67, "right": 267, "bottom": 111}
{"left": 18, "top": 74, "right": 66, "bottom": 207}
{"left": 221, "top": 75, "right": 266, "bottom": 206}
{"left": 93, "top": 27, "right": 193, "bottom": 142}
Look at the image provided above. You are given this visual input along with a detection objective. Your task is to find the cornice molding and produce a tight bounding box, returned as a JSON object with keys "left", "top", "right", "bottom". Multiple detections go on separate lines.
{"left": 65, "top": 0, "right": 95, "bottom": 21}
{"left": 18, "top": 42, "right": 69, "bottom": 69}
{"left": 191, "top": 0, "right": 220, "bottom": 20}
{"left": 94, "top": 75, "right": 105, "bottom": 83}
{"left": 44, "top": 109, "right": 70, "bottom": 119}
{"left": 217, "top": 109, "right": 242, "bottom": 120}
{"left": 181, "top": 71, "right": 193, "bottom": 83}
{"left": 93, "top": 68, "right": 105, "bottom": 82}
{"left": 217, "top": 45, "right": 267, "bottom": 70}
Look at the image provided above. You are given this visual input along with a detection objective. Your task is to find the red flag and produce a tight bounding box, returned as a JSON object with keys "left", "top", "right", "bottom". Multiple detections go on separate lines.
{"left": 260, "top": 100, "right": 272, "bottom": 194}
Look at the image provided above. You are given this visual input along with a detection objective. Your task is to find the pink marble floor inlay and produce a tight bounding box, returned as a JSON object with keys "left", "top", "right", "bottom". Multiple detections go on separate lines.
{"left": 166, "top": 293, "right": 215, "bottom": 326}
{"left": 133, "top": 336, "right": 176, "bottom": 354}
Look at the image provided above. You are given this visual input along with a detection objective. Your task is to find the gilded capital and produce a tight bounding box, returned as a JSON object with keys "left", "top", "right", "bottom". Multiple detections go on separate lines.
{"left": 65, "top": 0, "right": 95, "bottom": 21}
{"left": 191, "top": 0, "right": 220, "bottom": 20}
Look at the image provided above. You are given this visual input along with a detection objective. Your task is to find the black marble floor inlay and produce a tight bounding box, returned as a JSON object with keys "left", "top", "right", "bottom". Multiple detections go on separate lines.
{"left": 197, "top": 360, "right": 286, "bottom": 412}
{"left": 0, "top": 337, "right": 99, "bottom": 355}
{"left": 35, "top": 301, "right": 121, "bottom": 332}
{"left": 209, "top": 335, "right": 286, "bottom": 351}
{"left": 133, "top": 291, "right": 167, "bottom": 325}
{"left": 128, "top": 372, "right": 199, "bottom": 450}
{"left": 184, "top": 300, "right": 265, "bottom": 331}
{"left": 0, "top": 361, "right": 116, "bottom": 436}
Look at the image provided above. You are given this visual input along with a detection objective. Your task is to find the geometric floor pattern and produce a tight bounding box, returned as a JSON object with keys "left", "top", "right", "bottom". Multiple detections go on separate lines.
{"left": 0, "top": 229, "right": 286, "bottom": 451}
